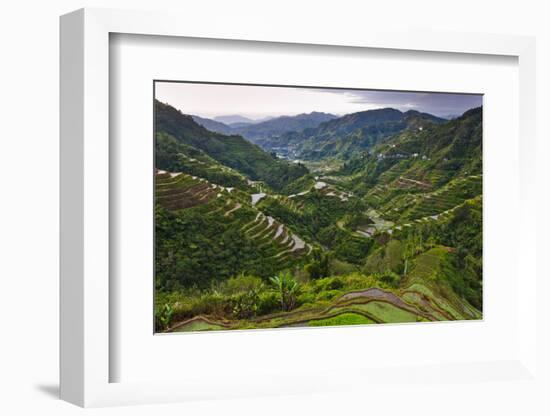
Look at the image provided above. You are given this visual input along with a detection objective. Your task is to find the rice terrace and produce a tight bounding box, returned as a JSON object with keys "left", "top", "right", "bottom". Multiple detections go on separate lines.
{"left": 154, "top": 82, "right": 483, "bottom": 333}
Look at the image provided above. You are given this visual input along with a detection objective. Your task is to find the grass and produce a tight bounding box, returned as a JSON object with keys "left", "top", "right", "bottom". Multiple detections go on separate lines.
{"left": 308, "top": 312, "right": 376, "bottom": 327}
{"left": 409, "top": 247, "right": 448, "bottom": 281}
{"left": 364, "top": 239, "right": 403, "bottom": 274}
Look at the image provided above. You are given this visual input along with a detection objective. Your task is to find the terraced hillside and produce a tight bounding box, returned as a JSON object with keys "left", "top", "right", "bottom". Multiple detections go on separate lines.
{"left": 158, "top": 166, "right": 482, "bottom": 332}
{"left": 155, "top": 171, "right": 312, "bottom": 290}
{"left": 156, "top": 132, "right": 250, "bottom": 189}
{"left": 155, "top": 100, "right": 308, "bottom": 191}
{"left": 366, "top": 174, "right": 482, "bottom": 222}
{"left": 166, "top": 266, "right": 480, "bottom": 332}
{"left": 331, "top": 108, "right": 482, "bottom": 236}
{"left": 155, "top": 100, "right": 483, "bottom": 333}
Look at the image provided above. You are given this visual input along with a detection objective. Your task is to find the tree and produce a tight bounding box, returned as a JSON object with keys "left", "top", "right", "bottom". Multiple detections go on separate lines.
{"left": 377, "top": 269, "right": 401, "bottom": 288}
{"left": 304, "top": 262, "right": 322, "bottom": 280}
{"left": 305, "top": 249, "right": 331, "bottom": 280}
{"left": 269, "top": 271, "right": 300, "bottom": 311}
{"left": 402, "top": 230, "right": 423, "bottom": 276}
{"left": 226, "top": 274, "right": 264, "bottom": 319}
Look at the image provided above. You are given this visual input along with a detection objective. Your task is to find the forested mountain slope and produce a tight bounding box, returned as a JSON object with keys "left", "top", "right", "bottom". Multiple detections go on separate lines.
{"left": 339, "top": 106, "right": 482, "bottom": 192}
{"left": 190, "top": 115, "right": 235, "bottom": 135}
{"left": 191, "top": 111, "right": 338, "bottom": 142}
{"left": 155, "top": 100, "right": 308, "bottom": 190}
{"left": 234, "top": 111, "right": 338, "bottom": 140}
{"left": 154, "top": 103, "right": 483, "bottom": 333}
{"left": 261, "top": 108, "right": 445, "bottom": 160}
{"left": 155, "top": 171, "right": 312, "bottom": 291}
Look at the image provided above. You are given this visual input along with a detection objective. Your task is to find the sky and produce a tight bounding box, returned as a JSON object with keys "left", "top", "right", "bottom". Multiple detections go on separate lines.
{"left": 155, "top": 81, "right": 483, "bottom": 120}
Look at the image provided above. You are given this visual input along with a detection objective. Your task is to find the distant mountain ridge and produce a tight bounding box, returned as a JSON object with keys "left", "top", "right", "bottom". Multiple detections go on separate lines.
{"left": 191, "top": 112, "right": 338, "bottom": 142}
{"left": 234, "top": 111, "right": 338, "bottom": 140}
{"left": 260, "top": 107, "right": 446, "bottom": 160}
{"left": 155, "top": 100, "right": 308, "bottom": 190}
{"left": 191, "top": 115, "right": 234, "bottom": 135}
{"left": 213, "top": 114, "right": 257, "bottom": 125}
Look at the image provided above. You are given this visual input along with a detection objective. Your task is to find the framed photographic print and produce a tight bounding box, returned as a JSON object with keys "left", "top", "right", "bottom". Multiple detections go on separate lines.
{"left": 60, "top": 7, "right": 539, "bottom": 409}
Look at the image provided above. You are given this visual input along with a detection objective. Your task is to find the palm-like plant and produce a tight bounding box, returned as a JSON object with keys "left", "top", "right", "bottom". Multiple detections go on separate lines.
{"left": 156, "top": 303, "right": 174, "bottom": 331}
{"left": 269, "top": 271, "right": 300, "bottom": 311}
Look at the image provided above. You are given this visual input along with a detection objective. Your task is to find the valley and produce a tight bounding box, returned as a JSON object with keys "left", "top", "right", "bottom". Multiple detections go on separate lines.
{"left": 154, "top": 98, "right": 483, "bottom": 332}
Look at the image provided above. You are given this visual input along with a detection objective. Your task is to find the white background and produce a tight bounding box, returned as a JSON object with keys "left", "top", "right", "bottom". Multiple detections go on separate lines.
{"left": 112, "top": 34, "right": 519, "bottom": 383}
{"left": 1, "top": 0, "right": 548, "bottom": 415}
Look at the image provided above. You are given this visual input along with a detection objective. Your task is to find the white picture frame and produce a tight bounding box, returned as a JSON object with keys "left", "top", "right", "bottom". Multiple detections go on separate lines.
{"left": 60, "top": 7, "right": 538, "bottom": 408}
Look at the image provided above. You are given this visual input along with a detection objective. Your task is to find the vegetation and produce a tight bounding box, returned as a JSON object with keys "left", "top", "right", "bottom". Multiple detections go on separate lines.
{"left": 154, "top": 101, "right": 483, "bottom": 333}
{"left": 192, "top": 111, "right": 338, "bottom": 142}
{"left": 155, "top": 100, "right": 308, "bottom": 191}
{"left": 266, "top": 108, "right": 445, "bottom": 160}
{"left": 156, "top": 270, "right": 480, "bottom": 331}
{"left": 270, "top": 271, "right": 300, "bottom": 311}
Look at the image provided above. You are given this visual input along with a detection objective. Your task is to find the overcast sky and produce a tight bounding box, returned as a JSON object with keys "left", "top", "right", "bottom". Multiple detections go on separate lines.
{"left": 155, "top": 81, "right": 482, "bottom": 120}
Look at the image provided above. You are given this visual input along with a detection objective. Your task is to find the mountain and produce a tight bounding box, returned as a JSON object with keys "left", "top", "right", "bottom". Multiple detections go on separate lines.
{"left": 191, "top": 115, "right": 234, "bottom": 135}
{"left": 260, "top": 108, "right": 445, "bottom": 160}
{"left": 155, "top": 100, "right": 308, "bottom": 191}
{"left": 396, "top": 107, "right": 481, "bottom": 164}
{"left": 255, "top": 116, "right": 275, "bottom": 123}
{"left": 155, "top": 171, "right": 312, "bottom": 291}
{"left": 191, "top": 113, "right": 337, "bottom": 144}
{"left": 233, "top": 112, "right": 338, "bottom": 141}
{"left": 213, "top": 114, "right": 256, "bottom": 125}
{"left": 156, "top": 132, "right": 250, "bottom": 189}
{"left": 440, "top": 114, "right": 460, "bottom": 120}
{"left": 228, "top": 122, "right": 254, "bottom": 128}
{"left": 155, "top": 103, "right": 483, "bottom": 333}
{"left": 340, "top": 107, "right": 482, "bottom": 194}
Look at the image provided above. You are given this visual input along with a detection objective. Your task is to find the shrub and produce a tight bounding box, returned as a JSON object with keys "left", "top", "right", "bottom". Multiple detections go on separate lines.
{"left": 375, "top": 270, "right": 402, "bottom": 288}
{"left": 338, "top": 272, "right": 378, "bottom": 290}
{"left": 326, "top": 278, "right": 344, "bottom": 290}
{"left": 316, "top": 289, "right": 342, "bottom": 301}
{"left": 312, "top": 276, "right": 343, "bottom": 293}
{"left": 257, "top": 291, "right": 280, "bottom": 315}
{"left": 191, "top": 292, "right": 231, "bottom": 318}
{"left": 225, "top": 274, "right": 264, "bottom": 295}
{"left": 269, "top": 271, "right": 300, "bottom": 311}
{"left": 305, "top": 250, "right": 331, "bottom": 280}
{"left": 304, "top": 262, "right": 322, "bottom": 280}
{"left": 230, "top": 289, "right": 260, "bottom": 319}
{"left": 297, "top": 292, "right": 316, "bottom": 307}
{"left": 155, "top": 303, "right": 174, "bottom": 331}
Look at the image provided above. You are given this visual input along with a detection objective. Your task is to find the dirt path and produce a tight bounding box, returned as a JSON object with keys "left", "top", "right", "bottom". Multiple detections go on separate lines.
{"left": 398, "top": 177, "right": 432, "bottom": 189}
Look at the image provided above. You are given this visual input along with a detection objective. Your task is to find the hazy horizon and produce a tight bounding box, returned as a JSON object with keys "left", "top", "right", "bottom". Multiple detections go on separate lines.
{"left": 155, "top": 81, "right": 483, "bottom": 121}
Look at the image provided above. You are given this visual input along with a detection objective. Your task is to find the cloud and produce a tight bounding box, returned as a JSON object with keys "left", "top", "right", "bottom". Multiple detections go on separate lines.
{"left": 156, "top": 81, "right": 482, "bottom": 119}
{"left": 307, "top": 88, "right": 482, "bottom": 117}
